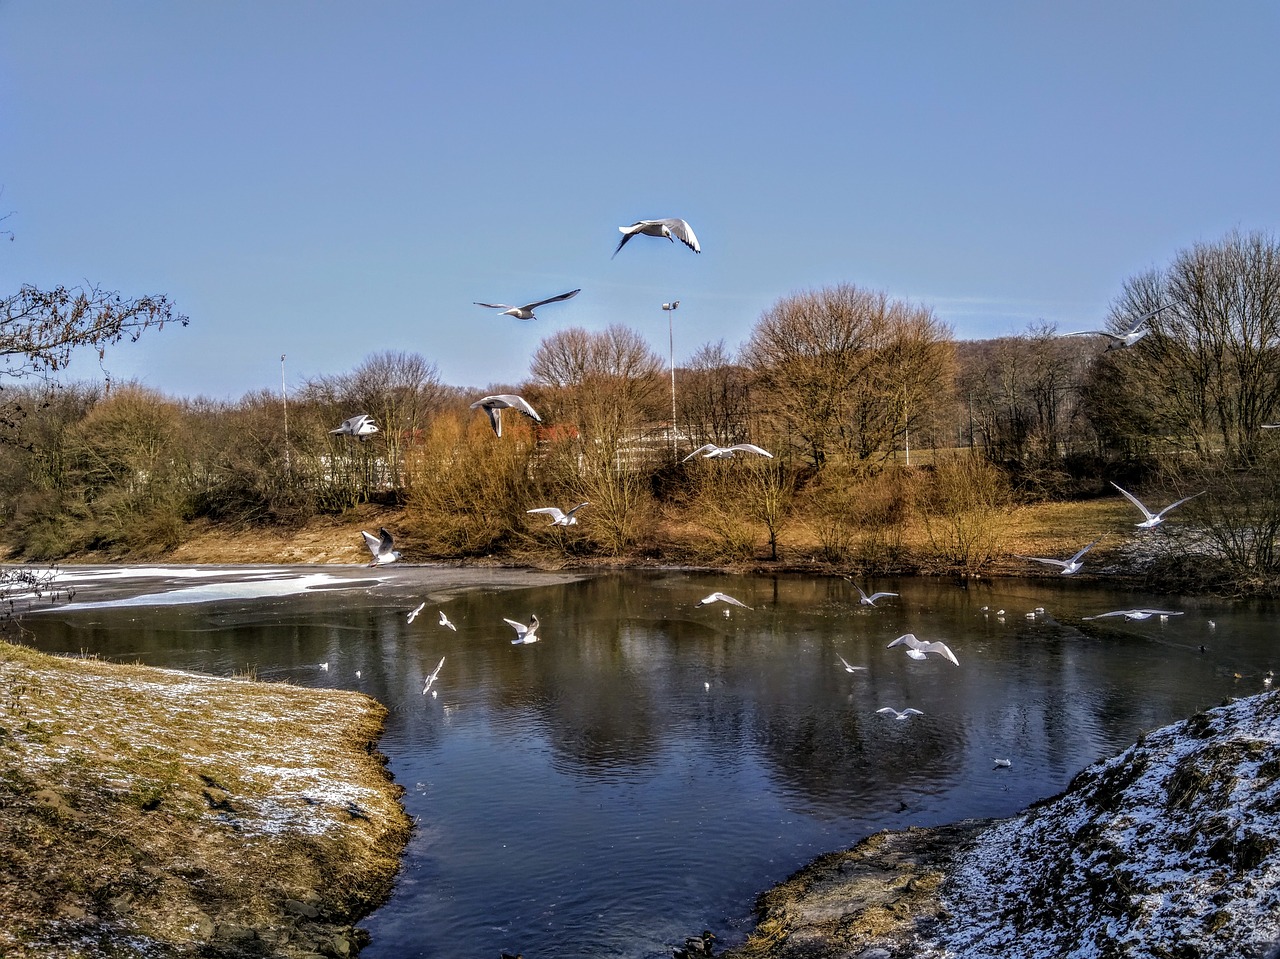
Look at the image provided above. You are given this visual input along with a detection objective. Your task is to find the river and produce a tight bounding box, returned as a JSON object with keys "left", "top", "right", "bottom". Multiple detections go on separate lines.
{"left": 17, "top": 565, "right": 1274, "bottom": 958}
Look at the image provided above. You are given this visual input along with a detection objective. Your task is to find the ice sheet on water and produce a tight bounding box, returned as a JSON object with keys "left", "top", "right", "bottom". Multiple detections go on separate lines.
{"left": 54, "top": 571, "right": 358, "bottom": 610}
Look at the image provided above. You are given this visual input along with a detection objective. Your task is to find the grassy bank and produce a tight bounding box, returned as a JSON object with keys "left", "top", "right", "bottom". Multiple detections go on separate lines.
{"left": 0, "top": 640, "right": 411, "bottom": 958}
{"left": 142, "top": 496, "right": 1202, "bottom": 589}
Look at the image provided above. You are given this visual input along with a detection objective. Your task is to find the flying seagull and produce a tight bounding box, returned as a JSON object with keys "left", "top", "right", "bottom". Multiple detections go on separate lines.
{"left": 1064, "top": 304, "right": 1170, "bottom": 351}
{"left": 329, "top": 413, "right": 379, "bottom": 440}
{"left": 1109, "top": 481, "right": 1204, "bottom": 529}
{"left": 527, "top": 502, "right": 590, "bottom": 526}
{"left": 505, "top": 614, "right": 540, "bottom": 644}
{"left": 1016, "top": 539, "right": 1098, "bottom": 576}
{"left": 422, "top": 656, "right": 445, "bottom": 695}
{"left": 439, "top": 610, "right": 457, "bottom": 631}
{"left": 407, "top": 602, "right": 426, "bottom": 623}
{"left": 470, "top": 394, "right": 541, "bottom": 437}
{"left": 845, "top": 580, "right": 898, "bottom": 607}
{"left": 361, "top": 528, "right": 402, "bottom": 566}
{"left": 887, "top": 632, "right": 960, "bottom": 666}
{"left": 473, "top": 288, "right": 581, "bottom": 320}
{"left": 836, "top": 654, "right": 867, "bottom": 673}
{"left": 1082, "top": 608, "right": 1184, "bottom": 621}
{"left": 613, "top": 218, "right": 700, "bottom": 257}
{"left": 695, "top": 591, "right": 752, "bottom": 610}
{"left": 681, "top": 443, "right": 773, "bottom": 462}
{"left": 876, "top": 706, "right": 924, "bottom": 721}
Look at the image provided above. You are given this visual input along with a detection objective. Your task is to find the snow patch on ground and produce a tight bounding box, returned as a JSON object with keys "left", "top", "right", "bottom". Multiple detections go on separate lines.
{"left": 921, "top": 691, "right": 1280, "bottom": 959}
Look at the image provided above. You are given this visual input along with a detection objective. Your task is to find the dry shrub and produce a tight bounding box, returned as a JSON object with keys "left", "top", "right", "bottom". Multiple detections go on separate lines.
{"left": 917, "top": 453, "right": 1011, "bottom": 572}
{"left": 808, "top": 466, "right": 910, "bottom": 568}
{"left": 686, "top": 462, "right": 759, "bottom": 562}
{"left": 401, "top": 412, "right": 535, "bottom": 555}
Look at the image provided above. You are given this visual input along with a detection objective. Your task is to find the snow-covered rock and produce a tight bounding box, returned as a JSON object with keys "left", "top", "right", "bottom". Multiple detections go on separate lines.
{"left": 728, "top": 691, "right": 1280, "bottom": 959}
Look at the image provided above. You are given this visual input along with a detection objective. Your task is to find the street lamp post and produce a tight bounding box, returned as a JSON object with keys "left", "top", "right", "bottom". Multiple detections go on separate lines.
{"left": 662, "top": 300, "right": 680, "bottom": 461}
{"left": 281, "top": 353, "right": 291, "bottom": 472}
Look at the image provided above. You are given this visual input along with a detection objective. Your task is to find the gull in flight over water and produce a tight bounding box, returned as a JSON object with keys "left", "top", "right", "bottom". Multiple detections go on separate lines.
{"left": 1016, "top": 539, "right": 1098, "bottom": 576}
{"left": 888, "top": 633, "right": 960, "bottom": 666}
{"left": 876, "top": 706, "right": 924, "bottom": 721}
{"left": 613, "top": 218, "right": 700, "bottom": 257}
{"left": 527, "top": 502, "right": 590, "bottom": 526}
{"left": 1082, "top": 608, "right": 1184, "bottom": 622}
{"left": 1110, "top": 481, "right": 1204, "bottom": 529}
{"left": 681, "top": 443, "right": 773, "bottom": 462}
{"left": 329, "top": 413, "right": 379, "bottom": 441}
{"left": 473, "top": 288, "right": 581, "bottom": 320}
{"left": 407, "top": 602, "right": 426, "bottom": 623}
{"left": 422, "top": 656, "right": 445, "bottom": 695}
{"left": 505, "top": 614, "right": 540, "bottom": 644}
{"left": 1065, "top": 304, "right": 1170, "bottom": 351}
{"left": 362, "top": 528, "right": 402, "bottom": 566}
{"left": 439, "top": 610, "right": 457, "bottom": 631}
{"left": 695, "top": 591, "right": 752, "bottom": 610}
{"left": 837, "top": 654, "right": 867, "bottom": 673}
{"left": 470, "top": 394, "right": 542, "bottom": 437}
{"left": 845, "top": 579, "right": 898, "bottom": 607}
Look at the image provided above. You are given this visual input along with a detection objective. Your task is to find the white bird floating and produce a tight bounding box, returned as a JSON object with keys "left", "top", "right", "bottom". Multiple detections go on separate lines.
{"left": 439, "top": 610, "right": 457, "bottom": 631}
{"left": 1082, "top": 608, "right": 1184, "bottom": 622}
{"left": 361, "top": 528, "right": 402, "bottom": 566}
{"left": 1109, "top": 481, "right": 1205, "bottom": 529}
{"left": 837, "top": 654, "right": 867, "bottom": 673}
{"left": 613, "top": 218, "right": 700, "bottom": 257}
{"left": 847, "top": 581, "right": 898, "bottom": 607}
{"left": 319, "top": 662, "right": 329, "bottom": 672}
{"left": 695, "top": 591, "right": 752, "bottom": 610}
{"left": 527, "top": 502, "right": 590, "bottom": 526}
{"left": 993, "top": 758, "right": 1012, "bottom": 769}
{"left": 407, "top": 602, "right": 426, "bottom": 624}
{"left": 469, "top": 394, "right": 542, "bottom": 438}
{"left": 876, "top": 706, "right": 924, "bottom": 721}
{"left": 1064, "top": 304, "right": 1169, "bottom": 351}
{"left": 505, "top": 614, "right": 540, "bottom": 644}
{"left": 329, "top": 413, "right": 379, "bottom": 441}
{"left": 473, "top": 288, "right": 581, "bottom": 320}
{"left": 887, "top": 632, "right": 960, "bottom": 666}
{"left": 422, "top": 656, "right": 445, "bottom": 695}
{"left": 681, "top": 442, "right": 773, "bottom": 462}
{"left": 1016, "top": 539, "right": 1099, "bottom": 576}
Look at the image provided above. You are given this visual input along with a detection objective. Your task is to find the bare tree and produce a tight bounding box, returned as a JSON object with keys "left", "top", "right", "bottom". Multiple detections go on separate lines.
{"left": 304, "top": 350, "right": 446, "bottom": 494}
{"left": 1084, "top": 230, "right": 1280, "bottom": 466}
{"left": 742, "top": 284, "right": 953, "bottom": 471}
{"left": 677, "top": 340, "right": 752, "bottom": 447}
{"left": 1, "top": 284, "right": 187, "bottom": 379}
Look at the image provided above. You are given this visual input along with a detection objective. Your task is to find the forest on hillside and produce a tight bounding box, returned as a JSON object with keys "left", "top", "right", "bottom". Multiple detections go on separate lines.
{"left": 3, "top": 231, "right": 1280, "bottom": 585}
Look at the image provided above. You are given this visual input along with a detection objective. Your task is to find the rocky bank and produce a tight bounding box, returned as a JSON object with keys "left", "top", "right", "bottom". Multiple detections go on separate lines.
{"left": 724, "top": 690, "right": 1280, "bottom": 959}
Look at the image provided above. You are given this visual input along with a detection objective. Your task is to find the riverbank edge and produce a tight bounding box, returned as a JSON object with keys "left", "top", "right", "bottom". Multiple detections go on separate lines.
{"left": 721, "top": 820, "right": 995, "bottom": 959}
{"left": 6, "top": 495, "right": 1265, "bottom": 597}
{"left": 0, "top": 640, "right": 412, "bottom": 958}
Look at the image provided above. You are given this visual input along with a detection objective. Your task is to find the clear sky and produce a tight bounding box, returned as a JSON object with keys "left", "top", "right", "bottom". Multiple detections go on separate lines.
{"left": 3, "top": 2, "right": 1278, "bottom": 401}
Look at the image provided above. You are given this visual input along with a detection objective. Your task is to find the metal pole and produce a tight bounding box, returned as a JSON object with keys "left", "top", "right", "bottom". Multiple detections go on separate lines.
{"left": 662, "top": 301, "right": 680, "bottom": 461}
{"left": 281, "top": 354, "right": 290, "bottom": 472}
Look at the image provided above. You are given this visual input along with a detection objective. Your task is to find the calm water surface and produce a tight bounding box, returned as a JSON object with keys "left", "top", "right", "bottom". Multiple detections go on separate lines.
{"left": 18, "top": 566, "right": 1277, "bottom": 959}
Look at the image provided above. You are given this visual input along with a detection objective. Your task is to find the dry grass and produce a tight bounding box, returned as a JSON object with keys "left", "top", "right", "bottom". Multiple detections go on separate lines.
{"left": 28, "top": 492, "right": 1158, "bottom": 583}
{"left": 0, "top": 640, "right": 410, "bottom": 958}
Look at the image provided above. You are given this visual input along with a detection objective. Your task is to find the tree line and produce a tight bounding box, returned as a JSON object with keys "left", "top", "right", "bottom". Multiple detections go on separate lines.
{"left": 3, "top": 230, "right": 1280, "bottom": 583}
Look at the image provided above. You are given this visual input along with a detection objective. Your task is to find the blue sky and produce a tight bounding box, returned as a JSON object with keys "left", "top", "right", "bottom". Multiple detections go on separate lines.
{"left": 3, "top": 2, "right": 1278, "bottom": 400}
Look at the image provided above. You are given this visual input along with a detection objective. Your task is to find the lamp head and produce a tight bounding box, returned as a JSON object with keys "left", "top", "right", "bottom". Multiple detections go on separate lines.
{"left": 662, "top": 300, "right": 680, "bottom": 311}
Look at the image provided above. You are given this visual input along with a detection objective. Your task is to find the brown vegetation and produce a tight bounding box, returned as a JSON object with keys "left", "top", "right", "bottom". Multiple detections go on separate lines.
{"left": 0, "top": 639, "right": 411, "bottom": 958}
